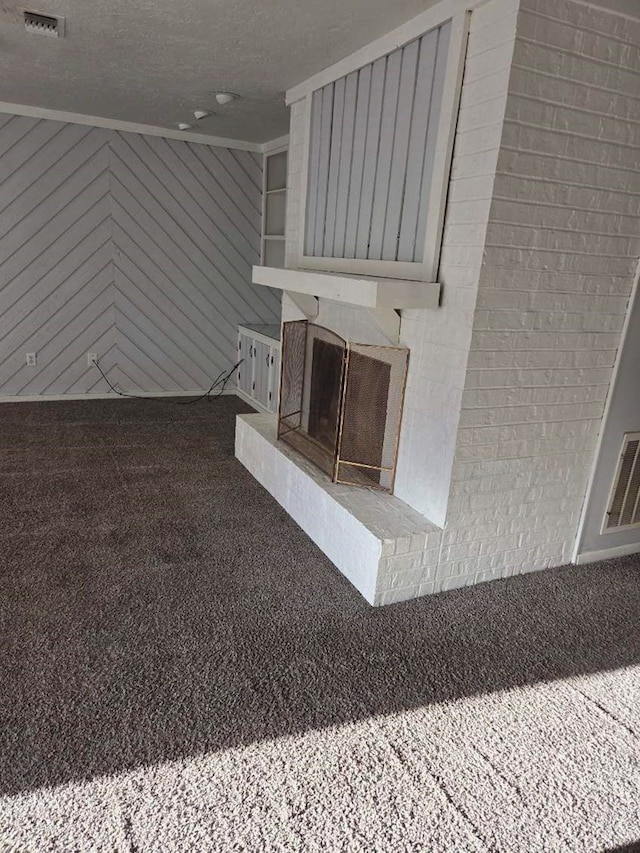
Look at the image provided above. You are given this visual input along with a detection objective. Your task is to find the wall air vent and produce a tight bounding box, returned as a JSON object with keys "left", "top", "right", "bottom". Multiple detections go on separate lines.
{"left": 603, "top": 432, "right": 640, "bottom": 532}
{"left": 23, "top": 10, "right": 65, "bottom": 37}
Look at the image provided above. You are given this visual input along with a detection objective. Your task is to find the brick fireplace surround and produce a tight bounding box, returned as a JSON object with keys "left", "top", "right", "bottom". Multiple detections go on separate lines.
{"left": 237, "top": 0, "right": 640, "bottom": 605}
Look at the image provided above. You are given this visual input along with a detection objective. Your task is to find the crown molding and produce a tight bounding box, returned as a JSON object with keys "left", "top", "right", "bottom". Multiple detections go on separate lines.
{"left": 260, "top": 134, "right": 289, "bottom": 153}
{"left": 0, "top": 100, "right": 263, "bottom": 151}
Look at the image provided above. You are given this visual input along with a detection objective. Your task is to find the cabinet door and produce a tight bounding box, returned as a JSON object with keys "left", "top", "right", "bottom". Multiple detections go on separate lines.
{"left": 267, "top": 346, "right": 281, "bottom": 413}
{"left": 237, "top": 334, "right": 254, "bottom": 395}
{"left": 252, "top": 340, "right": 270, "bottom": 408}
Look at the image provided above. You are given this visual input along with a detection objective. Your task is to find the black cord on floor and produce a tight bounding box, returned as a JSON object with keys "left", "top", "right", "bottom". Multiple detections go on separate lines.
{"left": 93, "top": 359, "right": 243, "bottom": 405}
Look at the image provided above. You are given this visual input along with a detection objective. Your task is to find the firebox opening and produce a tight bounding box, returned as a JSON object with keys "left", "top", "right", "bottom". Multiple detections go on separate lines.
{"left": 308, "top": 339, "right": 343, "bottom": 453}
{"left": 278, "top": 321, "right": 409, "bottom": 493}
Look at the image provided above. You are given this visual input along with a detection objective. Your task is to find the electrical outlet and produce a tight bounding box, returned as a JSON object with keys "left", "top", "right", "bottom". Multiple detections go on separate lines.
{"left": 26, "top": 352, "right": 37, "bottom": 367}
{"left": 87, "top": 353, "right": 98, "bottom": 367}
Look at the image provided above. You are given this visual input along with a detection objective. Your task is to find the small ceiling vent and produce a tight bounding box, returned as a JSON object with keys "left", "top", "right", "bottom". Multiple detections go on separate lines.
{"left": 603, "top": 432, "right": 640, "bottom": 532}
{"left": 23, "top": 10, "right": 65, "bottom": 38}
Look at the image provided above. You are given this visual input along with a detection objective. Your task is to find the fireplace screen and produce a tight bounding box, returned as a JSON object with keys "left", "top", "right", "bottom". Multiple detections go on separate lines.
{"left": 278, "top": 320, "right": 409, "bottom": 492}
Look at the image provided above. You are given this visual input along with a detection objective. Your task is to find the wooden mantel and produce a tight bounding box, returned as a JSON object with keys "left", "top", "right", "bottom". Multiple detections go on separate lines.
{"left": 252, "top": 266, "right": 441, "bottom": 310}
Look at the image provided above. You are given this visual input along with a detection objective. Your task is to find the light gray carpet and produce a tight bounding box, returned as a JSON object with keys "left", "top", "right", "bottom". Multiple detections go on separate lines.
{"left": 1, "top": 396, "right": 639, "bottom": 852}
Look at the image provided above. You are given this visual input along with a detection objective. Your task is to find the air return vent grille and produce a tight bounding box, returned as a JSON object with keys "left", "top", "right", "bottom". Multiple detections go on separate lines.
{"left": 604, "top": 432, "right": 640, "bottom": 532}
{"left": 23, "top": 10, "right": 65, "bottom": 37}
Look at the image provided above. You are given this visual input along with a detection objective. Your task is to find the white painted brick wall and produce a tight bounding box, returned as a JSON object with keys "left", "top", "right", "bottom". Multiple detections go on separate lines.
{"left": 394, "top": 0, "right": 520, "bottom": 526}
{"left": 259, "top": 0, "right": 640, "bottom": 605}
{"left": 437, "top": 0, "right": 640, "bottom": 591}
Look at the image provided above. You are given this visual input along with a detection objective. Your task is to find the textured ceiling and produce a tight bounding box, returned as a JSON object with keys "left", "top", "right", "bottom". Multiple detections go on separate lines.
{"left": 0, "top": 0, "right": 440, "bottom": 144}
{"left": 1, "top": 0, "right": 636, "bottom": 145}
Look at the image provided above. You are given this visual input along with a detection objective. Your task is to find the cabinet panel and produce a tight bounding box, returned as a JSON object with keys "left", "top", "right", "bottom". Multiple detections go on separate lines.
{"left": 238, "top": 334, "right": 253, "bottom": 394}
{"left": 268, "top": 346, "right": 280, "bottom": 411}
{"left": 237, "top": 326, "right": 281, "bottom": 413}
{"left": 253, "top": 340, "right": 271, "bottom": 409}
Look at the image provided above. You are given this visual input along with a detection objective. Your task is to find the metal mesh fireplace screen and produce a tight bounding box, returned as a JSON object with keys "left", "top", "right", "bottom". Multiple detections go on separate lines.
{"left": 278, "top": 320, "right": 409, "bottom": 492}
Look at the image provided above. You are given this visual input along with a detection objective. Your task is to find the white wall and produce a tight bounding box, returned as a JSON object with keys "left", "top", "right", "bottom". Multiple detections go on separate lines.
{"left": 0, "top": 114, "right": 280, "bottom": 397}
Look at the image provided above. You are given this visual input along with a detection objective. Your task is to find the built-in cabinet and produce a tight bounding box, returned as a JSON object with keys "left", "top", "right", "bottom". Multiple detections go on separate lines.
{"left": 237, "top": 324, "right": 281, "bottom": 413}
{"left": 261, "top": 148, "right": 287, "bottom": 268}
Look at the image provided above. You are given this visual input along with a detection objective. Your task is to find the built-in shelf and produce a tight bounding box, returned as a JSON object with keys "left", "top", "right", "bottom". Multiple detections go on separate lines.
{"left": 262, "top": 149, "right": 287, "bottom": 269}
{"left": 252, "top": 266, "right": 441, "bottom": 310}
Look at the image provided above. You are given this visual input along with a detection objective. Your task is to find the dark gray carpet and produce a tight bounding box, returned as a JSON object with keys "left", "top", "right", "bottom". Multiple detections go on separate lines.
{"left": 1, "top": 396, "right": 639, "bottom": 852}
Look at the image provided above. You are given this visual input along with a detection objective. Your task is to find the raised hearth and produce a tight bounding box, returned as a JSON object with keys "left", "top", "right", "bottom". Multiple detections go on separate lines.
{"left": 236, "top": 413, "right": 441, "bottom": 606}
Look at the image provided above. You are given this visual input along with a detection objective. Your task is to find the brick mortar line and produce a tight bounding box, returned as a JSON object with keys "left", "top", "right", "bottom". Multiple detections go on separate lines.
{"left": 499, "top": 144, "right": 640, "bottom": 177}
{"left": 506, "top": 90, "right": 640, "bottom": 126}
{"left": 519, "top": 9, "right": 640, "bottom": 53}
{"left": 457, "top": 415, "right": 603, "bottom": 426}
{"left": 503, "top": 117, "right": 640, "bottom": 153}
{"left": 494, "top": 172, "right": 640, "bottom": 197}
{"left": 485, "top": 243, "right": 637, "bottom": 258}
{"left": 489, "top": 217, "right": 638, "bottom": 233}
{"left": 515, "top": 35, "right": 640, "bottom": 80}
{"left": 475, "top": 265, "right": 634, "bottom": 281}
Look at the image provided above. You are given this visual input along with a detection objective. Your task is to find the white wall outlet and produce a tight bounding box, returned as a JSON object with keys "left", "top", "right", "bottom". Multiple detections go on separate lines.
{"left": 87, "top": 353, "right": 98, "bottom": 367}
{"left": 26, "top": 352, "right": 37, "bottom": 367}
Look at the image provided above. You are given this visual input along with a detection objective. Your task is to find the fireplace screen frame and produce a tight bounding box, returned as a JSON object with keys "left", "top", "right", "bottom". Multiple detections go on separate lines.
{"left": 277, "top": 320, "right": 409, "bottom": 493}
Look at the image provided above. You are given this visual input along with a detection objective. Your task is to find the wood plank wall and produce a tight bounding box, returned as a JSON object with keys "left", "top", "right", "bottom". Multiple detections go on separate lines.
{"left": 0, "top": 114, "right": 281, "bottom": 397}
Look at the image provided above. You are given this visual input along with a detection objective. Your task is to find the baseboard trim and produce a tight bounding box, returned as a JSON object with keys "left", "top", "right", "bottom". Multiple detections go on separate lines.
{"left": 575, "top": 541, "right": 640, "bottom": 565}
{"left": 0, "top": 389, "right": 237, "bottom": 403}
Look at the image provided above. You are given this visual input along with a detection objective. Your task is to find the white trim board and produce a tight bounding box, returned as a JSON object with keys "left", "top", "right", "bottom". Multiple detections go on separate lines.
{"left": 262, "top": 135, "right": 290, "bottom": 153}
{"left": 0, "top": 389, "right": 237, "bottom": 403}
{"left": 575, "top": 541, "right": 640, "bottom": 565}
{"left": 0, "top": 101, "right": 271, "bottom": 152}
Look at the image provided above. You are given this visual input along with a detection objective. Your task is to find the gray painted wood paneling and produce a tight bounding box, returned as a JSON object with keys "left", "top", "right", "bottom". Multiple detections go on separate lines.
{"left": 304, "top": 21, "right": 451, "bottom": 263}
{"left": 0, "top": 114, "right": 280, "bottom": 397}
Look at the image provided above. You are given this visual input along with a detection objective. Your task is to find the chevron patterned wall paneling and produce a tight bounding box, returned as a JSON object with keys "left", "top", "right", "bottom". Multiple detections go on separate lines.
{"left": 0, "top": 113, "right": 281, "bottom": 397}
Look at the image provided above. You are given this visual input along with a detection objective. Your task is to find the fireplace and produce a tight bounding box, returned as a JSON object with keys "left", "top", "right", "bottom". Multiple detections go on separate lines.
{"left": 278, "top": 321, "right": 409, "bottom": 492}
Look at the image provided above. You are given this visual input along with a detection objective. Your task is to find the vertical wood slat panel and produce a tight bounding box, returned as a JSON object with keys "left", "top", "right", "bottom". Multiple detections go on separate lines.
{"left": 312, "top": 85, "right": 334, "bottom": 256}
{"left": 304, "top": 91, "right": 323, "bottom": 257}
{"left": 332, "top": 71, "right": 358, "bottom": 258}
{"left": 414, "top": 22, "right": 451, "bottom": 263}
{"left": 323, "top": 76, "right": 346, "bottom": 256}
{"left": 397, "top": 29, "right": 439, "bottom": 262}
{"left": 343, "top": 66, "right": 372, "bottom": 259}
{"left": 382, "top": 39, "right": 420, "bottom": 261}
{"left": 355, "top": 56, "right": 387, "bottom": 258}
{"left": 303, "top": 21, "right": 451, "bottom": 264}
{"left": 368, "top": 48, "right": 403, "bottom": 260}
